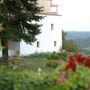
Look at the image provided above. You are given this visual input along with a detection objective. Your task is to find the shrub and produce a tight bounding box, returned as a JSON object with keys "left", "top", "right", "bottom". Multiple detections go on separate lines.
{"left": 47, "top": 51, "right": 73, "bottom": 61}
{"left": 59, "top": 52, "right": 68, "bottom": 61}
{"left": 56, "top": 66, "right": 90, "bottom": 90}
{"left": 47, "top": 52, "right": 60, "bottom": 60}
{"left": 66, "top": 53, "right": 90, "bottom": 70}
{"left": 0, "top": 66, "right": 56, "bottom": 90}
{"left": 23, "top": 52, "right": 52, "bottom": 59}
{"left": 46, "top": 61, "right": 59, "bottom": 68}
{"left": 62, "top": 31, "right": 78, "bottom": 53}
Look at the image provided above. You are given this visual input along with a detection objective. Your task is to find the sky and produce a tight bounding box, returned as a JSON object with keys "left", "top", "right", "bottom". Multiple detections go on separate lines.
{"left": 62, "top": 0, "right": 90, "bottom": 31}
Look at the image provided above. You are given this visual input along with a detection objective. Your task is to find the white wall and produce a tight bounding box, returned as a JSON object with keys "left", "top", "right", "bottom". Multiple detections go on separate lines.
{"left": 8, "top": 41, "right": 20, "bottom": 56}
{"left": 0, "top": 41, "right": 20, "bottom": 57}
{"left": 20, "top": 15, "right": 62, "bottom": 56}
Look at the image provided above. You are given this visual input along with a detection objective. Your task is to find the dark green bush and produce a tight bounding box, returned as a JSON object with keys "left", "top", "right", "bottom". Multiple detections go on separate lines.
{"left": 47, "top": 51, "right": 69, "bottom": 61}
{"left": 23, "top": 52, "right": 52, "bottom": 59}
{"left": 59, "top": 52, "right": 67, "bottom": 61}
{"left": 47, "top": 52, "right": 60, "bottom": 60}
{"left": 46, "top": 61, "right": 59, "bottom": 68}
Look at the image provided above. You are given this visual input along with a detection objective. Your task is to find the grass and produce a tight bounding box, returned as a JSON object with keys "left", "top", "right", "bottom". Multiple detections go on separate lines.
{"left": 16, "top": 57, "right": 52, "bottom": 72}
{"left": 0, "top": 53, "right": 60, "bottom": 75}
{"left": 0, "top": 52, "right": 65, "bottom": 81}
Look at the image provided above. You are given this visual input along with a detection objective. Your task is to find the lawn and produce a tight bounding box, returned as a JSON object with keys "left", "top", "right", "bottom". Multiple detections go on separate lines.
{"left": 0, "top": 53, "right": 61, "bottom": 75}
{"left": 12, "top": 56, "right": 50, "bottom": 72}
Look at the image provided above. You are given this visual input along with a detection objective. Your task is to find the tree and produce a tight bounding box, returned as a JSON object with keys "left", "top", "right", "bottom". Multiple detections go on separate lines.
{"left": 62, "top": 31, "right": 78, "bottom": 53}
{"left": 62, "top": 30, "right": 67, "bottom": 49}
{"left": 0, "top": 24, "right": 3, "bottom": 49}
{"left": 0, "top": 0, "right": 42, "bottom": 60}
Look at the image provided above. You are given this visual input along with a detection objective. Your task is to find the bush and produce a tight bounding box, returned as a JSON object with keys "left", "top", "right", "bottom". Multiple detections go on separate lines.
{"left": 47, "top": 51, "right": 72, "bottom": 61}
{"left": 62, "top": 31, "right": 78, "bottom": 53}
{"left": 23, "top": 52, "right": 52, "bottom": 59}
{"left": 66, "top": 53, "right": 90, "bottom": 70}
{"left": 59, "top": 52, "right": 67, "bottom": 61}
{"left": 47, "top": 52, "right": 60, "bottom": 60}
{"left": 59, "top": 66, "right": 90, "bottom": 90}
{"left": 46, "top": 60, "right": 59, "bottom": 68}
{"left": 0, "top": 65, "right": 56, "bottom": 90}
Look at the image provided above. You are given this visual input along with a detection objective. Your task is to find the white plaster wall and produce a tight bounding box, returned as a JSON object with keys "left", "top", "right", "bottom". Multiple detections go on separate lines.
{"left": 8, "top": 41, "right": 20, "bottom": 56}
{"left": 20, "top": 15, "right": 62, "bottom": 56}
{"left": 0, "top": 41, "right": 20, "bottom": 57}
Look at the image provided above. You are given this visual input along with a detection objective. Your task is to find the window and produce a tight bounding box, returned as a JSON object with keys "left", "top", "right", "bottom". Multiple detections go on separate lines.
{"left": 50, "top": 5, "right": 58, "bottom": 15}
{"left": 50, "top": 6, "right": 57, "bottom": 13}
{"left": 0, "top": 0, "right": 3, "bottom": 4}
{"left": 51, "top": 24, "right": 54, "bottom": 31}
{"left": 54, "top": 41, "right": 57, "bottom": 47}
{"left": 37, "top": 41, "right": 40, "bottom": 48}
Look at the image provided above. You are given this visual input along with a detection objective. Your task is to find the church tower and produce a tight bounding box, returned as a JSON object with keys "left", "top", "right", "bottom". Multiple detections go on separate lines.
{"left": 20, "top": 0, "right": 63, "bottom": 55}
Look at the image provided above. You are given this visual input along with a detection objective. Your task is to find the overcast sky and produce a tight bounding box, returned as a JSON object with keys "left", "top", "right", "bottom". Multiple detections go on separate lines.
{"left": 62, "top": 0, "right": 90, "bottom": 31}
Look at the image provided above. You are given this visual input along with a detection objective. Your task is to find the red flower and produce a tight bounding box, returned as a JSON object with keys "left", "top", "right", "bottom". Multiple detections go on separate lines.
{"left": 66, "top": 56, "right": 76, "bottom": 70}
{"left": 85, "top": 57, "right": 90, "bottom": 68}
{"left": 66, "top": 53, "right": 90, "bottom": 71}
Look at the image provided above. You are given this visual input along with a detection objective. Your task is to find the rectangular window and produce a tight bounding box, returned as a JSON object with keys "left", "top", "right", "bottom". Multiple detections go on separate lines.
{"left": 50, "top": 5, "right": 58, "bottom": 15}
{"left": 51, "top": 24, "right": 54, "bottom": 31}
{"left": 54, "top": 41, "right": 57, "bottom": 47}
{"left": 37, "top": 41, "right": 40, "bottom": 48}
{"left": 0, "top": 0, "right": 3, "bottom": 3}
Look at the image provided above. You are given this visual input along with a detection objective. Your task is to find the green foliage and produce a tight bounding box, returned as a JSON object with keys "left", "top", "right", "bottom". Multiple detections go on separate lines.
{"left": 0, "top": 56, "right": 90, "bottom": 90}
{"left": 47, "top": 52, "right": 60, "bottom": 60}
{"left": 0, "top": 0, "right": 42, "bottom": 59}
{"left": 60, "top": 67, "right": 90, "bottom": 90}
{"left": 0, "top": 24, "right": 2, "bottom": 49}
{"left": 66, "top": 31, "right": 90, "bottom": 54}
{"left": 59, "top": 51, "right": 68, "bottom": 61}
{"left": 0, "top": 0, "right": 42, "bottom": 42}
{"left": 0, "top": 23, "right": 3, "bottom": 32}
{"left": 51, "top": 65, "right": 90, "bottom": 90}
{"left": 0, "top": 66, "right": 56, "bottom": 90}
{"left": 46, "top": 60, "right": 59, "bottom": 68}
{"left": 0, "top": 41, "right": 2, "bottom": 49}
{"left": 23, "top": 52, "right": 52, "bottom": 59}
{"left": 62, "top": 31, "right": 78, "bottom": 53}
{"left": 47, "top": 51, "right": 74, "bottom": 61}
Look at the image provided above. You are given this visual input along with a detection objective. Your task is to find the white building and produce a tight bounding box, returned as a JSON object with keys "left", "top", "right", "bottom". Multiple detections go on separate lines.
{"left": 0, "top": 0, "right": 63, "bottom": 57}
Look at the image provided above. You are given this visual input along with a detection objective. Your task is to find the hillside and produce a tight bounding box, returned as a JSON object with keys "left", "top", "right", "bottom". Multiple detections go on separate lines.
{"left": 65, "top": 31, "right": 90, "bottom": 54}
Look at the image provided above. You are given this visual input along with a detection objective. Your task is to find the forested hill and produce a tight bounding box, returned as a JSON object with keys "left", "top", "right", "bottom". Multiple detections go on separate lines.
{"left": 66, "top": 31, "right": 90, "bottom": 40}
{"left": 65, "top": 31, "right": 90, "bottom": 54}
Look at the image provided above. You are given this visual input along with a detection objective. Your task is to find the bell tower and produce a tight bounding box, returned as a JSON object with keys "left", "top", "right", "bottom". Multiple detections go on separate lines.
{"left": 20, "top": 0, "right": 63, "bottom": 55}
{"left": 37, "top": 0, "right": 62, "bottom": 15}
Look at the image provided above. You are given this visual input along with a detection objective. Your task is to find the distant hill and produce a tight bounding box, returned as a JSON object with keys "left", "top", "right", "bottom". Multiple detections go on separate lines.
{"left": 66, "top": 31, "right": 90, "bottom": 40}
{"left": 65, "top": 31, "right": 90, "bottom": 54}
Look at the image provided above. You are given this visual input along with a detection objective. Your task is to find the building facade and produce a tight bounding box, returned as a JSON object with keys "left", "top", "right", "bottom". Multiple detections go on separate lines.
{"left": 20, "top": 0, "right": 63, "bottom": 56}
{"left": 0, "top": 0, "right": 63, "bottom": 57}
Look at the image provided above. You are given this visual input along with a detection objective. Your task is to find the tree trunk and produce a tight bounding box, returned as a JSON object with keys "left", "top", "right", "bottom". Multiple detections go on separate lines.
{"left": 1, "top": 38, "right": 8, "bottom": 60}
